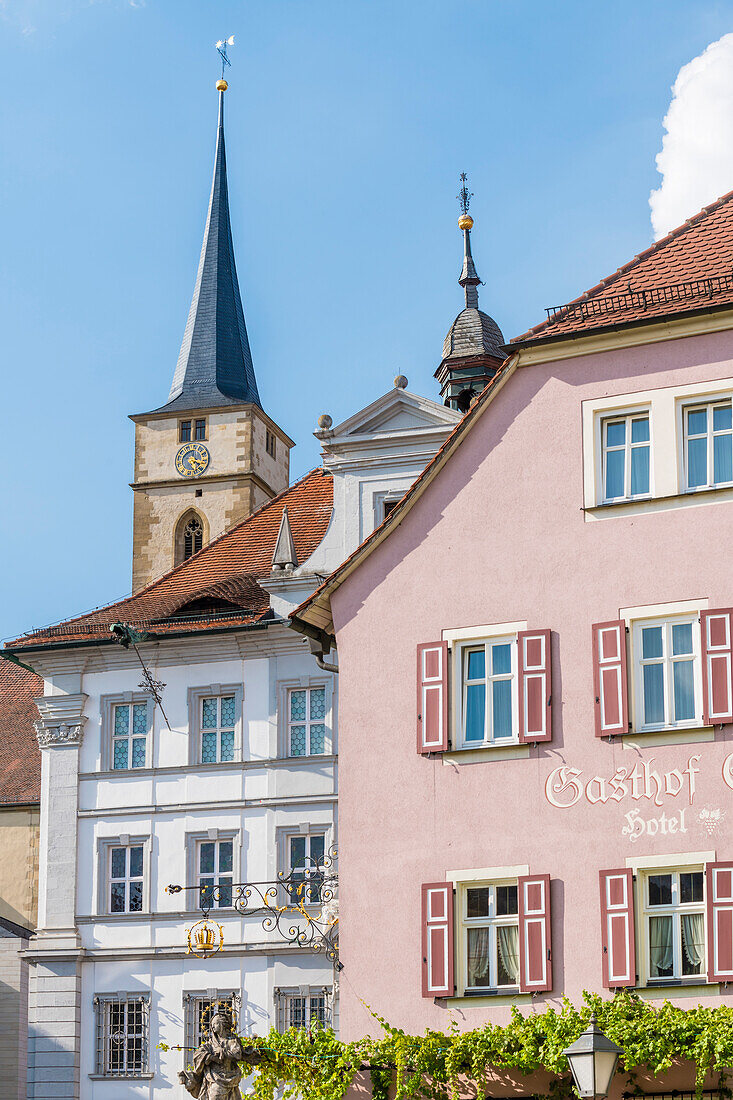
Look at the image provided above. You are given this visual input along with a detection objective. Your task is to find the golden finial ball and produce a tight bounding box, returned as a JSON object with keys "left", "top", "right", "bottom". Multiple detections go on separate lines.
{"left": 458, "top": 213, "right": 474, "bottom": 231}
{"left": 216, "top": 79, "right": 228, "bottom": 92}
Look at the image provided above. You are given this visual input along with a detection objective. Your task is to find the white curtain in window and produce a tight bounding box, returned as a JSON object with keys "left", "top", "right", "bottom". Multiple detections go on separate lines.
{"left": 681, "top": 913, "right": 705, "bottom": 970}
{"left": 649, "top": 915, "right": 673, "bottom": 975}
{"left": 497, "top": 924, "right": 520, "bottom": 984}
{"left": 467, "top": 928, "right": 491, "bottom": 987}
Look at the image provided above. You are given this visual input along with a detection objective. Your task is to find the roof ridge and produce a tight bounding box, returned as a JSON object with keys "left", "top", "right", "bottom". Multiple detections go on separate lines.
{"left": 516, "top": 187, "right": 733, "bottom": 341}
{"left": 13, "top": 468, "right": 330, "bottom": 640}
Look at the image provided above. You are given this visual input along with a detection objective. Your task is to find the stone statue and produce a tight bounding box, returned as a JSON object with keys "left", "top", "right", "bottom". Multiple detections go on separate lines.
{"left": 178, "top": 1011, "right": 262, "bottom": 1100}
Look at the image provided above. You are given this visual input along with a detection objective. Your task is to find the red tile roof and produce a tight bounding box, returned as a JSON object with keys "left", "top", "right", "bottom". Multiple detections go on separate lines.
{"left": 10, "top": 469, "right": 333, "bottom": 649}
{"left": 513, "top": 190, "right": 733, "bottom": 344}
{"left": 0, "top": 662, "right": 42, "bottom": 804}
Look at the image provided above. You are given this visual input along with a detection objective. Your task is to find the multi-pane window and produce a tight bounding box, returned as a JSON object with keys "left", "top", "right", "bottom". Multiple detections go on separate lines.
{"left": 462, "top": 882, "right": 520, "bottom": 991}
{"left": 288, "top": 687, "right": 327, "bottom": 756}
{"left": 276, "top": 989, "right": 330, "bottom": 1032}
{"left": 684, "top": 401, "right": 733, "bottom": 490}
{"left": 95, "top": 994, "right": 149, "bottom": 1077}
{"left": 461, "top": 639, "right": 515, "bottom": 745}
{"left": 288, "top": 833, "right": 325, "bottom": 904}
{"left": 266, "top": 429, "right": 276, "bottom": 458}
{"left": 633, "top": 617, "right": 701, "bottom": 730}
{"left": 196, "top": 838, "right": 234, "bottom": 908}
{"left": 644, "top": 870, "right": 706, "bottom": 981}
{"left": 109, "top": 844, "right": 144, "bottom": 913}
{"left": 180, "top": 420, "right": 192, "bottom": 442}
{"left": 184, "top": 993, "right": 239, "bottom": 1054}
{"left": 201, "top": 695, "right": 236, "bottom": 763}
{"left": 194, "top": 418, "right": 206, "bottom": 441}
{"left": 602, "top": 414, "right": 650, "bottom": 501}
{"left": 112, "top": 702, "right": 147, "bottom": 770}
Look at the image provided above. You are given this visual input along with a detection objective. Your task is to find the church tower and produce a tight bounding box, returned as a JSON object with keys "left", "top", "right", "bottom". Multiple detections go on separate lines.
{"left": 434, "top": 176, "right": 506, "bottom": 412}
{"left": 130, "top": 77, "right": 293, "bottom": 592}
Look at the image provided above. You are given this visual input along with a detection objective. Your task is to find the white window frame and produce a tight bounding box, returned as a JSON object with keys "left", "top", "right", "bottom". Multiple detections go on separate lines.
{"left": 459, "top": 878, "right": 520, "bottom": 995}
{"left": 630, "top": 614, "right": 703, "bottom": 732}
{"left": 100, "top": 693, "right": 153, "bottom": 772}
{"left": 187, "top": 684, "right": 244, "bottom": 765}
{"left": 277, "top": 677, "right": 334, "bottom": 758}
{"left": 682, "top": 398, "right": 733, "bottom": 492}
{"left": 444, "top": 624, "right": 526, "bottom": 750}
{"left": 98, "top": 835, "right": 151, "bottom": 916}
{"left": 639, "top": 866, "right": 707, "bottom": 985}
{"left": 185, "top": 829, "right": 240, "bottom": 914}
{"left": 277, "top": 825, "right": 333, "bottom": 907}
{"left": 93, "top": 993, "right": 151, "bottom": 1078}
{"left": 600, "top": 411, "right": 652, "bottom": 503}
{"left": 275, "top": 986, "right": 333, "bottom": 1032}
{"left": 195, "top": 836, "right": 235, "bottom": 910}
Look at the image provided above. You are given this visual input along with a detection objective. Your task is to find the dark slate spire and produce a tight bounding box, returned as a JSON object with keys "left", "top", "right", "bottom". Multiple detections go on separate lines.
{"left": 161, "top": 82, "right": 261, "bottom": 412}
{"left": 459, "top": 221, "right": 481, "bottom": 310}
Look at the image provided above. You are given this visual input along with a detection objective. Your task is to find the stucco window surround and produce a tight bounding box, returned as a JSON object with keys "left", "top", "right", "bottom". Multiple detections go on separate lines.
{"left": 91, "top": 992, "right": 153, "bottom": 1079}
{"left": 582, "top": 377, "right": 733, "bottom": 516}
{"left": 187, "top": 683, "right": 244, "bottom": 766}
{"left": 185, "top": 827, "right": 240, "bottom": 913}
{"left": 621, "top": 599, "right": 712, "bottom": 740}
{"left": 100, "top": 692, "right": 154, "bottom": 772}
{"left": 96, "top": 834, "right": 153, "bottom": 917}
{"left": 373, "top": 488, "right": 406, "bottom": 528}
{"left": 277, "top": 676, "right": 334, "bottom": 758}
{"left": 276, "top": 823, "right": 334, "bottom": 907}
{"left": 626, "top": 853, "right": 715, "bottom": 989}
{"left": 447, "top": 865, "right": 529, "bottom": 999}
{"left": 442, "top": 622, "right": 529, "bottom": 755}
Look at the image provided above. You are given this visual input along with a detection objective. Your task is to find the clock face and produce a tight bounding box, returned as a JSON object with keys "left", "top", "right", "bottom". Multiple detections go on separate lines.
{"left": 175, "top": 442, "right": 210, "bottom": 479}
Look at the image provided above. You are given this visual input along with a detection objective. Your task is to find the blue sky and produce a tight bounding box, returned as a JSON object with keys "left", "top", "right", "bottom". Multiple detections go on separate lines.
{"left": 3, "top": 0, "right": 733, "bottom": 640}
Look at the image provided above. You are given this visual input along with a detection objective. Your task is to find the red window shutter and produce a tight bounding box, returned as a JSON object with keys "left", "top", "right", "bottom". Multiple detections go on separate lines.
{"left": 707, "top": 862, "right": 733, "bottom": 981}
{"left": 592, "top": 621, "right": 629, "bottom": 737}
{"left": 518, "top": 874, "right": 552, "bottom": 992}
{"left": 417, "top": 642, "right": 449, "bottom": 754}
{"left": 599, "top": 869, "right": 636, "bottom": 987}
{"left": 421, "top": 882, "right": 454, "bottom": 998}
{"left": 518, "top": 629, "right": 552, "bottom": 742}
{"left": 701, "top": 610, "right": 733, "bottom": 725}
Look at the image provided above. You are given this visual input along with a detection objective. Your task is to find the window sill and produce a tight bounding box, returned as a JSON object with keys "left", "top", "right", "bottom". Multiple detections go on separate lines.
{"left": 584, "top": 483, "right": 733, "bottom": 519}
{"left": 635, "top": 980, "right": 718, "bottom": 1000}
{"left": 82, "top": 755, "right": 338, "bottom": 780}
{"left": 447, "top": 990, "right": 530, "bottom": 1007}
{"left": 442, "top": 744, "right": 530, "bottom": 765}
{"left": 616, "top": 725, "right": 714, "bottom": 748}
{"left": 88, "top": 1074, "right": 155, "bottom": 1080}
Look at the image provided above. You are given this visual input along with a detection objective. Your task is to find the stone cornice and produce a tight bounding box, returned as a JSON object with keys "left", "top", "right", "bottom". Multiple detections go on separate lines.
{"left": 34, "top": 693, "right": 88, "bottom": 749}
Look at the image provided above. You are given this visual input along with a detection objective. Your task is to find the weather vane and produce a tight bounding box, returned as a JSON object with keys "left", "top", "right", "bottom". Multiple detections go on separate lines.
{"left": 216, "top": 36, "right": 235, "bottom": 80}
{"left": 458, "top": 172, "right": 473, "bottom": 216}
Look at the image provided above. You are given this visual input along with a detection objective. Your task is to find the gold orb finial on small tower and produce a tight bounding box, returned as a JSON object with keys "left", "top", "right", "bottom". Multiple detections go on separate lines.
{"left": 458, "top": 212, "right": 474, "bottom": 231}
{"left": 216, "top": 79, "right": 228, "bottom": 91}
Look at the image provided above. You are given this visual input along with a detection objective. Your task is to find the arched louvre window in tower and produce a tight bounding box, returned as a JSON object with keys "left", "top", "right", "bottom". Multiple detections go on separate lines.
{"left": 184, "top": 516, "right": 203, "bottom": 560}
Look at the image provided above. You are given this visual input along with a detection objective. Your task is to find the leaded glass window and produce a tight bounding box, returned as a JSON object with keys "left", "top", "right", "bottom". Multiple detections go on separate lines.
{"left": 275, "top": 988, "right": 331, "bottom": 1032}
{"left": 201, "top": 695, "right": 236, "bottom": 763}
{"left": 288, "top": 686, "right": 327, "bottom": 756}
{"left": 109, "top": 844, "right": 144, "bottom": 914}
{"left": 684, "top": 401, "right": 733, "bottom": 490}
{"left": 112, "top": 702, "right": 148, "bottom": 770}
{"left": 184, "top": 516, "right": 203, "bottom": 560}
{"left": 95, "top": 994, "right": 150, "bottom": 1077}
{"left": 196, "top": 839, "right": 234, "bottom": 908}
{"left": 288, "top": 833, "right": 325, "bottom": 904}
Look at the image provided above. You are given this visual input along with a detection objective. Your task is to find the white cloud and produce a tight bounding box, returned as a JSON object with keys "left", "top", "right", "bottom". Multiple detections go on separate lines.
{"left": 649, "top": 33, "right": 733, "bottom": 240}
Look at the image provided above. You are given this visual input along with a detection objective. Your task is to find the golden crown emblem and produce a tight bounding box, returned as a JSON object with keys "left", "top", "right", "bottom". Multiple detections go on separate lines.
{"left": 186, "top": 918, "right": 224, "bottom": 958}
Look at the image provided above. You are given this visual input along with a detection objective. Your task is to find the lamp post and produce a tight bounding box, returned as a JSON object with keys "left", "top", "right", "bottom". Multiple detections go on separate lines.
{"left": 563, "top": 1014, "right": 624, "bottom": 1100}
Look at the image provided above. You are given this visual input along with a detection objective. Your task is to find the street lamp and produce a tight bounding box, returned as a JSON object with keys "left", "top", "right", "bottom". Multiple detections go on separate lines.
{"left": 563, "top": 1014, "right": 624, "bottom": 1100}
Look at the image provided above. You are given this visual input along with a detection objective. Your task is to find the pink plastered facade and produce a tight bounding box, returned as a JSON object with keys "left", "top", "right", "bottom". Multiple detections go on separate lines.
{"left": 330, "top": 327, "right": 733, "bottom": 1041}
